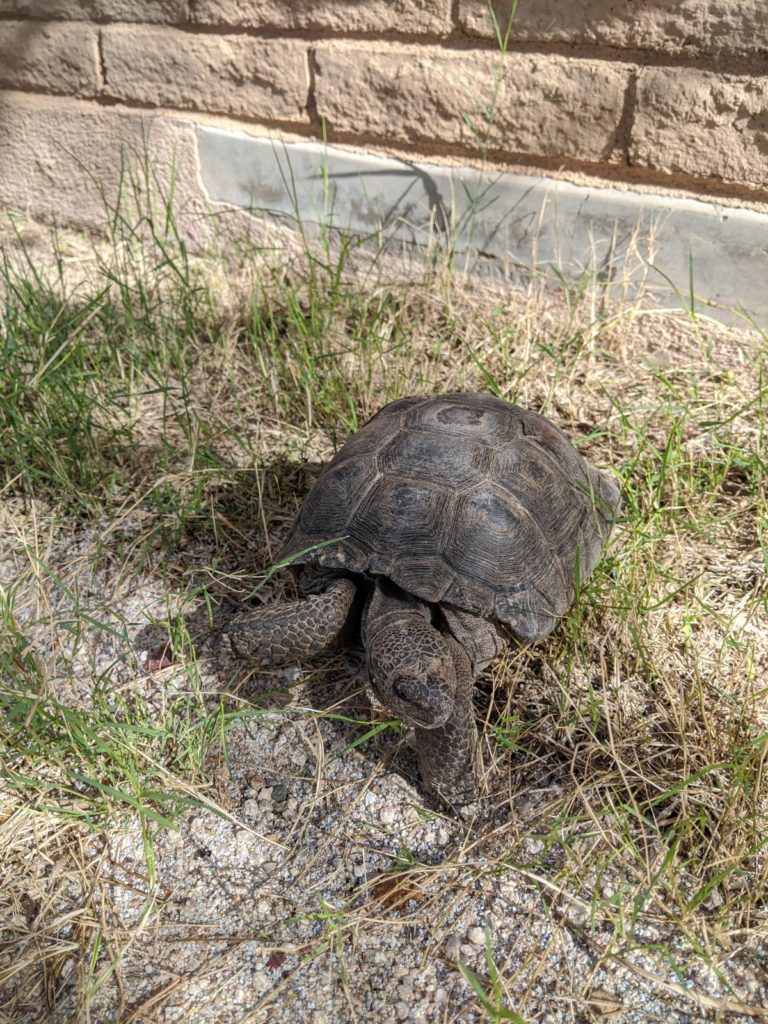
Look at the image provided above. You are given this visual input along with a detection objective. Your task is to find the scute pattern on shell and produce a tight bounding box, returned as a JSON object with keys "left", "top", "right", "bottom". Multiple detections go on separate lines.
{"left": 281, "top": 393, "right": 620, "bottom": 641}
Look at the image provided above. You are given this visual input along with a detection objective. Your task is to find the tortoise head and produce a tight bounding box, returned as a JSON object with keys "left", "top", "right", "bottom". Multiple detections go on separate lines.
{"left": 370, "top": 640, "right": 457, "bottom": 729}
{"left": 363, "top": 579, "right": 459, "bottom": 728}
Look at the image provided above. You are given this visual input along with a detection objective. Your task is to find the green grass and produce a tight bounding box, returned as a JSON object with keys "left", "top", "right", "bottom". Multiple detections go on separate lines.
{"left": 0, "top": 151, "right": 766, "bottom": 1023}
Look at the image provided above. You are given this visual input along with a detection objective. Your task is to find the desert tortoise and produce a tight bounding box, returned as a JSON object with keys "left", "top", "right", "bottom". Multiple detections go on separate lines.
{"left": 226, "top": 392, "right": 620, "bottom": 805}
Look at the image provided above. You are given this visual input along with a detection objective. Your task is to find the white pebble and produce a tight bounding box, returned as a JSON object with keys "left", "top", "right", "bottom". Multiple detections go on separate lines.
{"left": 242, "top": 799, "right": 260, "bottom": 819}
{"left": 252, "top": 971, "right": 270, "bottom": 992}
{"left": 566, "top": 904, "right": 588, "bottom": 927}
{"left": 379, "top": 806, "right": 397, "bottom": 825}
{"left": 467, "top": 926, "right": 486, "bottom": 945}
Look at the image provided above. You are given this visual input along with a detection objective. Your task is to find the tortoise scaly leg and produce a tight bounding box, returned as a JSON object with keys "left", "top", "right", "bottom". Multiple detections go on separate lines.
{"left": 225, "top": 577, "right": 357, "bottom": 665}
{"left": 414, "top": 637, "right": 480, "bottom": 808}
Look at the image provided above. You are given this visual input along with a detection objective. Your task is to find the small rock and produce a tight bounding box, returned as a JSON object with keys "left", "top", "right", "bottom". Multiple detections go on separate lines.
{"left": 444, "top": 934, "right": 461, "bottom": 960}
{"left": 379, "top": 806, "right": 397, "bottom": 825}
{"left": 436, "top": 827, "right": 449, "bottom": 845}
{"left": 258, "top": 786, "right": 274, "bottom": 802}
{"left": 396, "top": 1002, "right": 411, "bottom": 1021}
{"left": 272, "top": 782, "right": 289, "bottom": 802}
{"left": 705, "top": 887, "right": 724, "bottom": 909}
{"left": 459, "top": 802, "right": 480, "bottom": 821}
{"left": 566, "top": 904, "right": 588, "bottom": 927}
{"left": 467, "top": 926, "right": 485, "bottom": 945}
{"left": 242, "top": 799, "right": 260, "bottom": 819}
{"left": 434, "top": 987, "right": 448, "bottom": 1005}
{"left": 252, "top": 970, "right": 270, "bottom": 993}
{"left": 145, "top": 642, "right": 174, "bottom": 672}
{"left": 399, "top": 972, "right": 415, "bottom": 990}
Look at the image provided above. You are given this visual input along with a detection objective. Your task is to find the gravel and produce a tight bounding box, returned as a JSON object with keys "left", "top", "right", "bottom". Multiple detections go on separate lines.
{"left": 2, "top": 486, "right": 766, "bottom": 1024}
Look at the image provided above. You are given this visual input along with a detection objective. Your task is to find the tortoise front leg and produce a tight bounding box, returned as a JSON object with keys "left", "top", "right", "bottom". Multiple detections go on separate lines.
{"left": 225, "top": 577, "right": 357, "bottom": 665}
{"left": 414, "top": 637, "right": 480, "bottom": 807}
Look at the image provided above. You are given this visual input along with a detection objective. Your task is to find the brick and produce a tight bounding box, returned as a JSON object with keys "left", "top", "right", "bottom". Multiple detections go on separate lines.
{"left": 460, "top": 0, "right": 768, "bottom": 57}
{"left": 102, "top": 25, "right": 309, "bottom": 123}
{"left": 315, "top": 42, "right": 630, "bottom": 163}
{"left": 631, "top": 67, "right": 768, "bottom": 188}
{"left": 0, "top": 21, "right": 99, "bottom": 96}
{"left": 0, "top": 0, "right": 188, "bottom": 20}
{"left": 193, "top": 0, "right": 450, "bottom": 34}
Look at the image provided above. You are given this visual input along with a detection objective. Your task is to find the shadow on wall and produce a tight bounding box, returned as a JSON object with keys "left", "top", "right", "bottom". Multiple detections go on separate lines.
{"left": 195, "top": 129, "right": 768, "bottom": 329}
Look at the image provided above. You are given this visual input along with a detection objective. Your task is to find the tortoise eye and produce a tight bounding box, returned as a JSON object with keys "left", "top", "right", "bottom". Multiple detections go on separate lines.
{"left": 393, "top": 677, "right": 421, "bottom": 704}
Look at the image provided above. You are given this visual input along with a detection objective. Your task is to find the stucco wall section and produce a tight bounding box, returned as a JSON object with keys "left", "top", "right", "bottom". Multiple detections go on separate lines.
{"left": 0, "top": 21, "right": 99, "bottom": 96}
{"left": 0, "top": 91, "right": 202, "bottom": 233}
{"left": 314, "top": 42, "right": 630, "bottom": 162}
{"left": 0, "top": 0, "right": 188, "bottom": 21}
{"left": 460, "top": 0, "right": 768, "bottom": 58}
{"left": 193, "top": 0, "right": 451, "bottom": 34}
{"left": 631, "top": 68, "right": 768, "bottom": 189}
{"left": 102, "top": 25, "right": 310, "bottom": 123}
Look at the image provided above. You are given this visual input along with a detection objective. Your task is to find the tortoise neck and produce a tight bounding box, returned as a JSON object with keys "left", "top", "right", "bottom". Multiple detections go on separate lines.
{"left": 362, "top": 579, "right": 437, "bottom": 674}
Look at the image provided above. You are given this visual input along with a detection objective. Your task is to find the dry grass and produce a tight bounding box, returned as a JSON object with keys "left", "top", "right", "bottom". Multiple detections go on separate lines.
{"left": 0, "top": 166, "right": 766, "bottom": 1023}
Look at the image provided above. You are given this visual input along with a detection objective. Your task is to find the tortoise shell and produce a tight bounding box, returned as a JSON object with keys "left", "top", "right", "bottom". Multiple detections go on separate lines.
{"left": 280, "top": 393, "right": 620, "bottom": 641}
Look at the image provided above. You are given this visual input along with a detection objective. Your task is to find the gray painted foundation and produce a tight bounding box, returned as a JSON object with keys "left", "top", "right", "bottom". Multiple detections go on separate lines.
{"left": 199, "top": 128, "right": 768, "bottom": 328}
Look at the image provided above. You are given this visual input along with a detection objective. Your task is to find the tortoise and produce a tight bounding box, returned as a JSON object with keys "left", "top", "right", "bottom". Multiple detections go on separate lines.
{"left": 225, "top": 392, "right": 621, "bottom": 806}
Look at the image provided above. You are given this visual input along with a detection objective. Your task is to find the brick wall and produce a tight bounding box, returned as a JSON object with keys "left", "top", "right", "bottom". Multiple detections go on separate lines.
{"left": 1, "top": 0, "right": 767, "bottom": 233}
